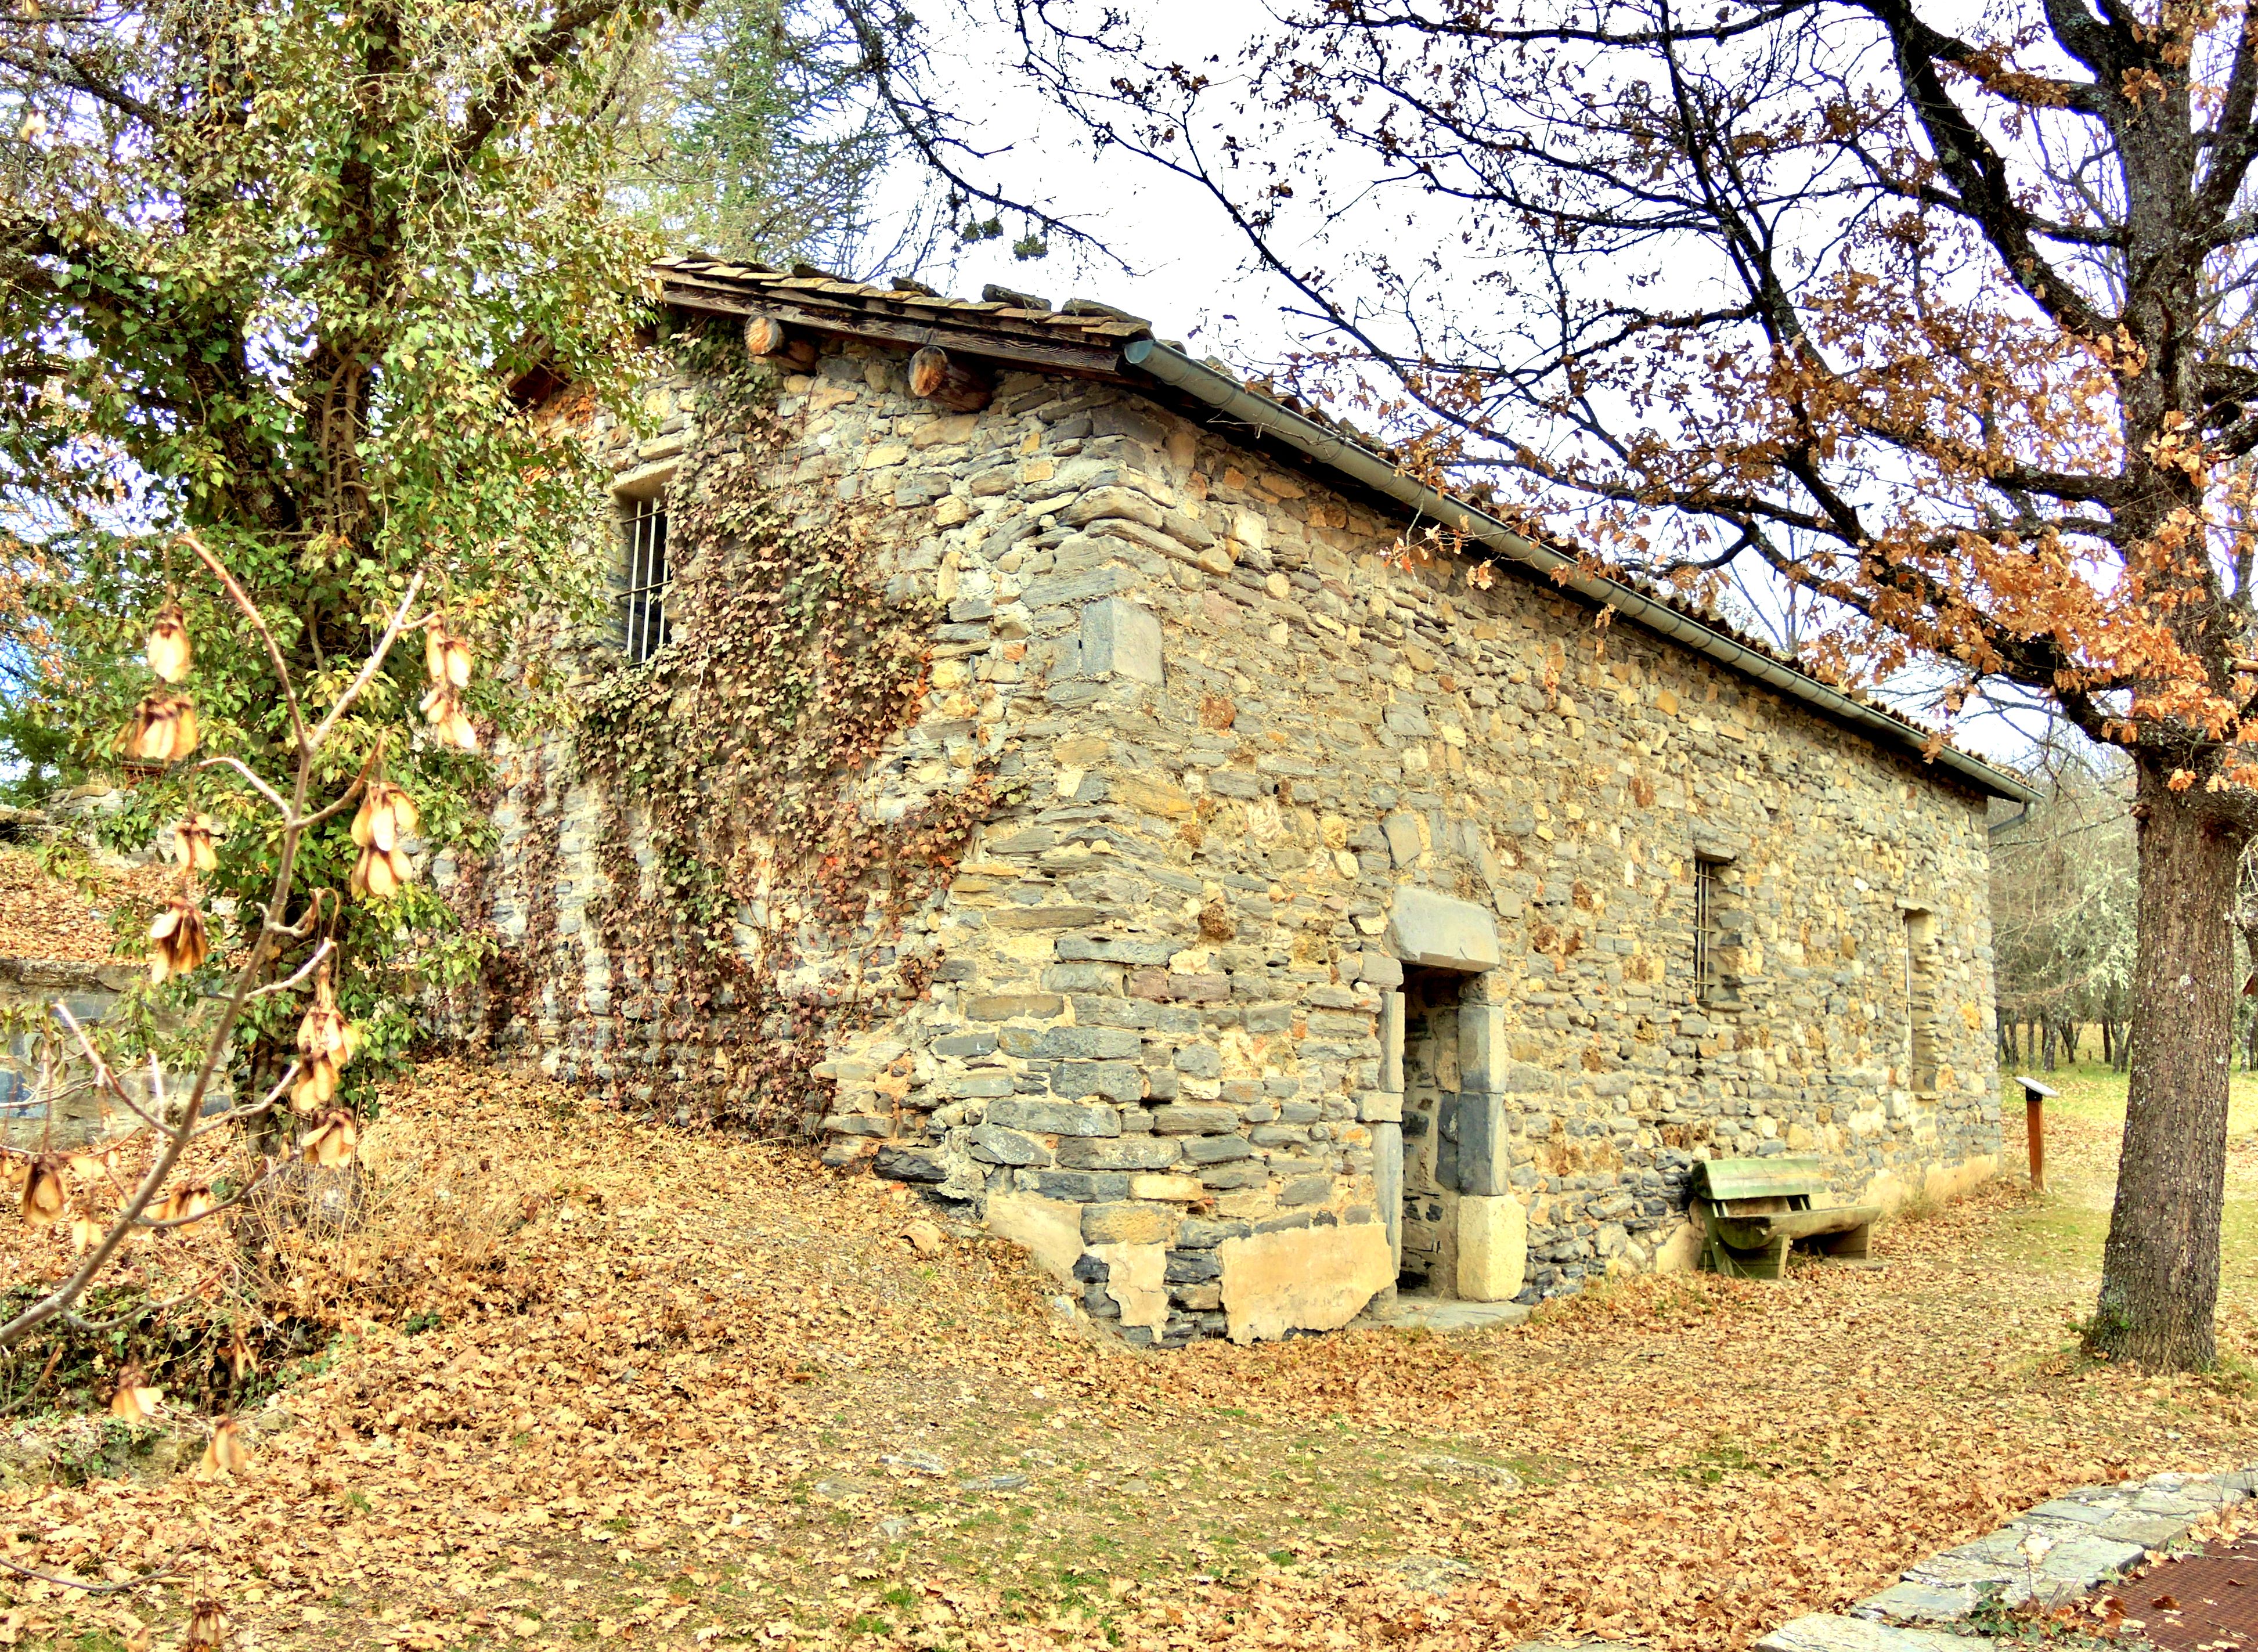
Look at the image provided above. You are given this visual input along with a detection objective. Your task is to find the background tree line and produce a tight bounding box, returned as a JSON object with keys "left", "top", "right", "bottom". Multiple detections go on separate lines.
{"left": 1992, "top": 735, "right": 2258, "bottom": 1079}
{"left": 1992, "top": 740, "right": 2139, "bottom": 1076}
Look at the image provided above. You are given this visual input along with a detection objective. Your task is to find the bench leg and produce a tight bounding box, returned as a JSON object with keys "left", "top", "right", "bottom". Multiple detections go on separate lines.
{"left": 1813, "top": 1222, "right": 1873, "bottom": 1262}
{"left": 1701, "top": 1211, "right": 1790, "bottom": 1281}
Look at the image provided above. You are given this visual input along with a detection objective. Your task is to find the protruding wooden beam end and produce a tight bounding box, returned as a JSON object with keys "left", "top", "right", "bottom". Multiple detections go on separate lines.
{"left": 910, "top": 344, "right": 994, "bottom": 413}
{"left": 745, "top": 312, "right": 818, "bottom": 370}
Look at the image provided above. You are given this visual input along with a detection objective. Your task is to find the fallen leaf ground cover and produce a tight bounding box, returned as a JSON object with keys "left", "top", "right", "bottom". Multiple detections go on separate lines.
{"left": 0, "top": 847, "right": 169, "bottom": 966}
{"left": 5, "top": 1060, "right": 2255, "bottom": 1652}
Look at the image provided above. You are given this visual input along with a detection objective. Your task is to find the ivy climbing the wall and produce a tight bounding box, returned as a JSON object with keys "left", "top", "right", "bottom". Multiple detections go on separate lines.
{"left": 575, "top": 329, "right": 988, "bottom": 1132}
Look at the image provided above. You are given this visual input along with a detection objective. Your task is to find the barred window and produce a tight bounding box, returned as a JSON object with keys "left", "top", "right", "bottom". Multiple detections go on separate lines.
{"left": 619, "top": 492, "right": 670, "bottom": 662}
{"left": 1693, "top": 855, "right": 1726, "bottom": 1003}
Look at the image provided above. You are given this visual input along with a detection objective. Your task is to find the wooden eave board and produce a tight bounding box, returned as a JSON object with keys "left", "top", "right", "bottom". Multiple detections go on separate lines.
{"left": 655, "top": 282, "right": 1132, "bottom": 380}
{"left": 1693, "top": 1156, "right": 1831, "bottom": 1202}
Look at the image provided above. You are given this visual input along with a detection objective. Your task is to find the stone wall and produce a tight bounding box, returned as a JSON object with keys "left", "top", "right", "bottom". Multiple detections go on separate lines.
{"left": 483, "top": 333, "right": 2003, "bottom": 1344}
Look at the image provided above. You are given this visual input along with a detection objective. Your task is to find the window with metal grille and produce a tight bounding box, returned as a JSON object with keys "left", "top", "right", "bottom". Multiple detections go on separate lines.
{"left": 1693, "top": 856, "right": 1725, "bottom": 1003}
{"left": 618, "top": 493, "right": 670, "bottom": 662}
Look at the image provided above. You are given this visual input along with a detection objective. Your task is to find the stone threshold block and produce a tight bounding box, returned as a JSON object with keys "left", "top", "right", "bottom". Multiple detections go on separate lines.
{"left": 1360, "top": 1294, "right": 1532, "bottom": 1333}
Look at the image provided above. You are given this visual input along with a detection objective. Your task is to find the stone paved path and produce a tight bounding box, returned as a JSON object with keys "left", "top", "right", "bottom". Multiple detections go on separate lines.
{"left": 1751, "top": 1468, "right": 2256, "bottom": 1652}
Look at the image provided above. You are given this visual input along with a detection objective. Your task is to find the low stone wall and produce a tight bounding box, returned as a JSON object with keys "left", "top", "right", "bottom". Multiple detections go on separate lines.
{"left": 2, "top": 957, "right": 230, "bottom": 1150}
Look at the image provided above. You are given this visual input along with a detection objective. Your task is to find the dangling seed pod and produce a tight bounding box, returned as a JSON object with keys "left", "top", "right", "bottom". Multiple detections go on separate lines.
{"left": 185, "top": 1597, "right": 231, "bottom": 1651}
{"left": 146, "top": 600, "right": 192, "bottom": 683}
{"left": 109, "top": 1361, "right": 163, "bottom": 1422}
{"left": 292, "top": 971, "right": 349, "bottom": 1112}
{"left": 290, "top": 1054, "right": 336, "bottom": 1112}
{"left": 171, "top": 813, "right": 221, "bottom": 872}
{"left": 302, "top": 1109, "right": 358, "bottom": 1167}
{"left": 19, "top": 1153, "right": 64, "bottom": 1226}
{"left": 297, "top": 994, "right": 349, "bottom": 1065}
{"left": 348, "top": 840, "right": 413, "bottom": 901}
{"left": 350, "top": 780, "right": 420, "bottom": 852}
{"left": 200, "top": 1415, "right": 251, "bottom": 1475}
{"left": 295, "top": 1047, "right": 343, "bottom": 1110}
{"left": 116, "top": 693, "right": 200, "bottom": 762}
{"left": 295, "top": 961, "right": 348, "bottom": 1051}
{"left": 147, "top": 895, "right": 210, "bottom": 983}
{"left": 418, "top": 683, "right": 478, "bottom": 752}
{"left": 425, "top": 621, "right": 472, "bottom": 689}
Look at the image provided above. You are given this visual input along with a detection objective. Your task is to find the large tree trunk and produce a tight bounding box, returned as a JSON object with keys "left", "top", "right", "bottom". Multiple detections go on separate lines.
{"left": 2087, "top": 765, "right": 2244, "bottom": 1369}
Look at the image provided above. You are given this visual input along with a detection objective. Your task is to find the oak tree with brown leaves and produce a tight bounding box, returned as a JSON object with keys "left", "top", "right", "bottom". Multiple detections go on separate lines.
{"left": 1011, "top": 0, "right": 2258, "bottom": 1366}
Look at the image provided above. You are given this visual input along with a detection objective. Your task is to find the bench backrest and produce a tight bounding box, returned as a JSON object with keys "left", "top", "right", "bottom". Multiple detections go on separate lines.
{"left": 1691, "top": 1156, "right": 1828, "bottom": 1205}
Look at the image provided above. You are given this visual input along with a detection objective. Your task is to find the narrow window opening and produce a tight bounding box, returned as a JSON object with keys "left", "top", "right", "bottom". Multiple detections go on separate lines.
{"left": 619, "top": 492, "right": 670, "bottom": 662}
{"left": 1904, "top": 909, "right": 1940, "bottom": 1092}
{"left": 1693, "top": 855, "right": 1726, "bottom": 1003}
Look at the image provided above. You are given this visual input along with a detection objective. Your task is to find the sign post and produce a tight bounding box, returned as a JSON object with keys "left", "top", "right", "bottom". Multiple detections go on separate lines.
{"left": 2013, "top": 1076, "right": 2058, "bottom": 1192}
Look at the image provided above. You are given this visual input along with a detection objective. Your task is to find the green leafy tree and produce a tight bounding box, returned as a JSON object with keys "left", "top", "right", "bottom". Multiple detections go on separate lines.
{"left": 0, "top": 0, "right": 675, "bottom": 1096}
{"left": 621, "top": 0, "right": 901, "bottom": 268}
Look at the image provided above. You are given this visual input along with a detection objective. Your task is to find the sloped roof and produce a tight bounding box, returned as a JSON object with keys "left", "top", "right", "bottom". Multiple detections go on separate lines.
{"left": 650, "top": 255, "right": 2037, "bottom": 805}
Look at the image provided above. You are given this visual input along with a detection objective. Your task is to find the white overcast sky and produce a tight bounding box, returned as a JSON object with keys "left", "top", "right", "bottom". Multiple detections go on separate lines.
{"left": 871, "top": 3, "right": 1311, "bottom": 362}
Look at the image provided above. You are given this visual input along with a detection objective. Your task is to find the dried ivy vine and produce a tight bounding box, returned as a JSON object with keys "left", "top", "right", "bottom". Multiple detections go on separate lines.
{"left": 575, "top": 327, "right": 989, "bottom": 1132}
{"left": 467, "top": 755, "right": 561, "bottom": 1054}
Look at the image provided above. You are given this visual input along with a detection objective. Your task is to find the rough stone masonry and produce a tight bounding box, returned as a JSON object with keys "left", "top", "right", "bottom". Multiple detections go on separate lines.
{"left": 478, "top": 260, "right": 2030, "bottom": 1347}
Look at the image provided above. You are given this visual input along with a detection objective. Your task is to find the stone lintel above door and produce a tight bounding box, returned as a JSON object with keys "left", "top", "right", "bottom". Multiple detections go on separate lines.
{"left": 1387, "top": 885, "right": 1502, "bottom": 972}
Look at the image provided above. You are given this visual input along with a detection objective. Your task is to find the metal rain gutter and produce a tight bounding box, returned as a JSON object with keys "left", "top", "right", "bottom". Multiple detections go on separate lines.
{"left": 1123, "top": 339, "right": 2038, "bottom": 806}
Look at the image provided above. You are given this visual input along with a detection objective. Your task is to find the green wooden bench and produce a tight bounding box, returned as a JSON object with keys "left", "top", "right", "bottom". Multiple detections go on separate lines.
{"left": 1691, "top": 1157, "right": 1881, "bottom": 1280}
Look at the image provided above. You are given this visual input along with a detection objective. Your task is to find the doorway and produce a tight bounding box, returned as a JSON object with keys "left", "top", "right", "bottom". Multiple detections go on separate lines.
{"left": 1396, "top": 965, "right": 1471, "bottom": 1294}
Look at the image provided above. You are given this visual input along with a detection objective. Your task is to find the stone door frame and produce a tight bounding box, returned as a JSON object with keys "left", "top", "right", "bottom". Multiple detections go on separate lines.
{"left": 1375, "top": 886, "right": 1524, "bottom": 1303}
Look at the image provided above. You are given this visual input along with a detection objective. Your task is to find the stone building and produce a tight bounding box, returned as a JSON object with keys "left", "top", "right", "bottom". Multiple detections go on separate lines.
{"left": 483, "top": 256, "right": 2035, "bottom": 1346}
